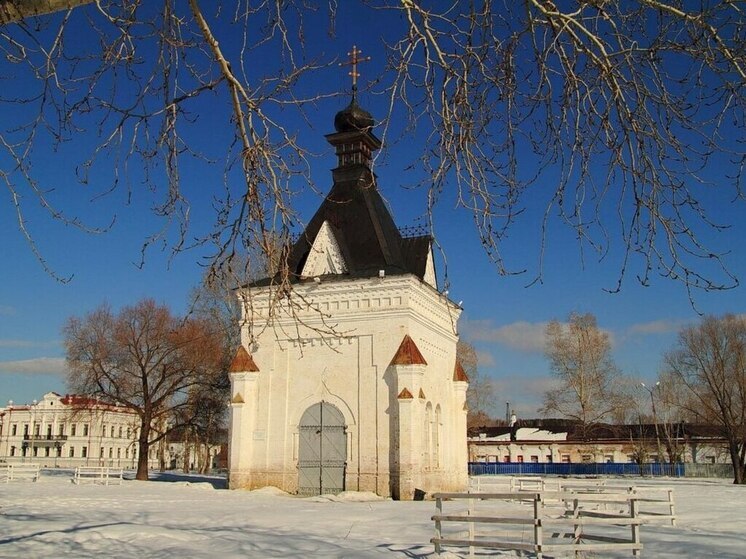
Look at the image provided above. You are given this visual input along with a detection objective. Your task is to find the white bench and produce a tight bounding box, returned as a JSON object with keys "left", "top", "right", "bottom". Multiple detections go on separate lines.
{"left": 1, "top": 463, "right": 40, "bottom": 482}
{"left": 73, "top": 466, "right": 124, "bottom": 485}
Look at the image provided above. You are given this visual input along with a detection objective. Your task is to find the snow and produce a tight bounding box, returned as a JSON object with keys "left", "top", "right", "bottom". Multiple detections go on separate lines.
{"left": 1, "top": 471, "right": 745, "bottom": 557}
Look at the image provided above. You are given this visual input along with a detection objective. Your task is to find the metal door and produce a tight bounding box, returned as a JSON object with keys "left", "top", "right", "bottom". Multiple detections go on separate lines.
{"left": 298, "top": 402, "right": 346, "bottom": 496}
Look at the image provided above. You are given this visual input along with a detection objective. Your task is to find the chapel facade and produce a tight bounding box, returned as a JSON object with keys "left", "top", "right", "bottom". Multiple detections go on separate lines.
{"left": 227, "top": 92, "right": 468, "bottom": 499}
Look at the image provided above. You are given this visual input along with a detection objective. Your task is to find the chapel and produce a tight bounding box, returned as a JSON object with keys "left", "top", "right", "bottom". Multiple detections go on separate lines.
{"left": 227, "top": 70, "right": 469, "bottom": 499}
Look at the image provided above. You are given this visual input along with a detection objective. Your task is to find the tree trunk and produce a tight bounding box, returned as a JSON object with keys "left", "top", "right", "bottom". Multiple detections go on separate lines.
{"left": 136, "top": 423, "right": 150, "bottom": 481}
{"left": 728, "top": 441, "right": 745, "bottom": 484}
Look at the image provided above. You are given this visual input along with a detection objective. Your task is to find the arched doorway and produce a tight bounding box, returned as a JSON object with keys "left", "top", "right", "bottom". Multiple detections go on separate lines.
{"left": 298, "top": 401, "right": 347, "bottom": 496}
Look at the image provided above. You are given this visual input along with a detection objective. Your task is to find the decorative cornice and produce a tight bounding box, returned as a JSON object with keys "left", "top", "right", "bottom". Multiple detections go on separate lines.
{"left": 397, "top": 387, "right": 414, "bottom": 399}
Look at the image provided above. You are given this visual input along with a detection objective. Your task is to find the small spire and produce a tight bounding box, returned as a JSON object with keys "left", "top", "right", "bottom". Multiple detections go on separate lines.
{"left": 339, "top": 45, "right": 371, "bottom": 101}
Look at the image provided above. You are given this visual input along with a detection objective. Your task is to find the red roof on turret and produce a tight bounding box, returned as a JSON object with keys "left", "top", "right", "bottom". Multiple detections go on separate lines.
{"left": 390, "top": 335, "right": 428, "bottom": 366}
{"left": 453, "top": 361, "right": 469, "bottom": 382}
{"left": 229, "top": 346, "right": 260, "bottom": 373}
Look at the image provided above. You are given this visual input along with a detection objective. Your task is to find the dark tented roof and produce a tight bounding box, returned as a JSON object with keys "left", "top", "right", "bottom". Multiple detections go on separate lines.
{"left": 287, "top": 166, "right": 429, "bottom": 280}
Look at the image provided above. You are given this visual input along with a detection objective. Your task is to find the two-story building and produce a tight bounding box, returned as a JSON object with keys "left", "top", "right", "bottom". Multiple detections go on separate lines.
{"left": 0, "top": 392, "right": 161, "bottom": 469}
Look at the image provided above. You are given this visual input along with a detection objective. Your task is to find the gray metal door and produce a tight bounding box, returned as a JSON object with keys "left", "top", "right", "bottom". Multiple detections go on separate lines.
{"left": 298, "top": 402, "right": 346, "bottom": 496}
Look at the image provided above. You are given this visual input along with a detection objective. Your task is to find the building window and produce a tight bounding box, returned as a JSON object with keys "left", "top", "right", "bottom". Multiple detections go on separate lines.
{"left": 530, "top": 455, "right": 539, "bottom": 463}
{"left": 82, "top": 446, "right": 88, "bottom": 458}
{"left": 707, "top": 455, "right": 716, "bottom": 464}
{"left": 561, "top": 454, "right": 571, "bottom": 464}
{"left": 69, "top": 447, "right": 75, "bottom": 458}
{"left": 71, "top": 424, "right": 77, "bottom": 437}
{"left": 58, "top": 424, "right": 64, "bottom": 436}
{"left": 581, "top": 455, "right": 593, "bottom": 463}
{"left": 546, "top": 455, "right": 553, "bottom": 463}
{"left": 34, "top": 423, "right": 40, "bottom": 436}
{"left": 33, "top": 447, "right": 38, "bottom": 457}
{"left": 102, "top": 424, "right": 107, "bottom": 437}
{"left": 117, "top": 448, "right": 121, "bottom": 459}
{"left": 11, "top": 424, "right": 17, "bottom": 436}
{"left": 517, "top": 455, "right": 524, "bottom": 463}
{"left": 605, "top": 455, "right": 614, "bottom": 463}
{"left": 111, "top": 426, "right": 115, "bottom": 438}
{"left": 45, "top": 447, "right": 50, "bottom": 457}
{"left": 109, "top": 448, "right": 113, "bottom": 459}
{"left": 83, "top": 424, "right": 89, "bottom": 437}
{"left": 503, "top": 455, "right": 510, "bottom": 463}
{"left": 10, "top": 446, "right": 15, "bottom": 457}
{"left": 127, "top": 427, "right": 131, "bottom": 438}
{"left": 23, "top": 423, "right": 29, "bottom": 436}
{"left": 56, "top": 446, "right": 62, "bottom": 457}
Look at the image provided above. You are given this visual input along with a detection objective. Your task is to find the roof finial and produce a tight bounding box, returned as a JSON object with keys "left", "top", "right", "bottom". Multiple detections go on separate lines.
{"left": 339, "top": 45, "right": 371, "bottom": 101}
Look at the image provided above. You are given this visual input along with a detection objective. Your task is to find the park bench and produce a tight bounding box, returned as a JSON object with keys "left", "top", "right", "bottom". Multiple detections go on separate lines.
{"left": 73, "top": 466, "right": 124, "bottom": 485}
{"left": 1, "top": 463, "right": 40, "bottom": 482}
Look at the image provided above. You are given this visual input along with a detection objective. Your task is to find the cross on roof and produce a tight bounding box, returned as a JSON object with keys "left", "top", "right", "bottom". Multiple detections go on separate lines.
{"left": 339, "top": 45, "right": 371, "bottom": 97}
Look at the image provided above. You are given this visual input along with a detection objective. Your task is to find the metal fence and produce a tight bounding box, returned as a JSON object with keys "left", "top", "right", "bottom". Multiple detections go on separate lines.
{"left": 467, "top": 461, "right": 731, "bottom": 477}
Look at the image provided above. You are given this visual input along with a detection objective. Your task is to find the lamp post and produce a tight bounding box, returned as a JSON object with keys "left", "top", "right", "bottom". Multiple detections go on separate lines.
{"left": 640, "top": 382, "right": 663, "bottom": 470}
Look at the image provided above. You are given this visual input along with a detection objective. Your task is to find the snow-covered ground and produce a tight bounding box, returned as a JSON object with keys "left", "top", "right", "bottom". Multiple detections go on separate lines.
{"left": 1, "top": 470, "right": 745, "bottom": 558}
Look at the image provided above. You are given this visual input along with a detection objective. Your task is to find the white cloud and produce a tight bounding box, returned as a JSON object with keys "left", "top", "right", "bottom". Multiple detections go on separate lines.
{"left": 627, "top": 319, "right": 685, "bottom": 336}
{"left": 0, "top": 339, "right": 37, "bottom": 348}
{"left": 0, "top": 339, "right": 60, "bottom": 349}
{"left": 0, "top": 357, "right": 67, "bottom": 376}
{"left": 462, "top": 319, "right": 548, "bottom": 353}
{"left": 475, "top": 350, "right": 495, "bottom": 367}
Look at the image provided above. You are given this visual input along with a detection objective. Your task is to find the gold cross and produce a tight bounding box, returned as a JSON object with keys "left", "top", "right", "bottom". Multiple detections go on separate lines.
{"left": 339, "top": 45, "right": 371, "bottom": 93}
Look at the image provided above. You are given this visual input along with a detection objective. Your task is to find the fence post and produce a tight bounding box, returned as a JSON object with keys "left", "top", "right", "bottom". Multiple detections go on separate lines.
{"left": 434, "top": 496, "right": 442, "bottom": 555}
{"left": 572, "top": 498, "right": 581, "bottom": 543}
{"left": 631, "top": 496, "right": 641, "bottom": 557}
{"left": 468, "top": 496, "right": 475, "bottom": 559}
{"left": 534, "top": 492, "right": 543, "bottom": 559}
{"left": 668, "top": 489, "right": 676, "bottom": 527}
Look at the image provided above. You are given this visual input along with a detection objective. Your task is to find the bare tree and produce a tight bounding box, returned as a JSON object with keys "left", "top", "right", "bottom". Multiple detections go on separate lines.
{"left": 0, "top": 2, "right": 743, "bottom": 301}
{"left": 64, "top": 298, "right": 224, "bottom": 480}
{"left": 541, "top": 313, "right": 627, "bottom": 438}
{"left": 458, "top": 340, "right": 497, "bottom": 428}
{"left": 176, "top": 271, "right": 244, "bottom": 474}
{"left": 664, "top": 314, "right": 746, "bottom": 484}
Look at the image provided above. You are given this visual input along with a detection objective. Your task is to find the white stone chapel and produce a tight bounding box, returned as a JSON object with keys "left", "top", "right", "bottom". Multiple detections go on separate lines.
{"left": 227, "top": 84, "right": 469, "bottom": 499}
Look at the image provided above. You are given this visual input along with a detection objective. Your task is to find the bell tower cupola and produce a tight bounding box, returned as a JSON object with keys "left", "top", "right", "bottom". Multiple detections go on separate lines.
{"left": 326, "top": 45, "right": 381, "bottom": 169}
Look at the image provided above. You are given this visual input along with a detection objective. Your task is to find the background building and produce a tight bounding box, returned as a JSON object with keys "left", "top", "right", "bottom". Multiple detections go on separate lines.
{"left": 0, "top": 392, "right": 162, "bottom": 469}
{"left": 469, "top": 421, "right": 731, "bottom": 466}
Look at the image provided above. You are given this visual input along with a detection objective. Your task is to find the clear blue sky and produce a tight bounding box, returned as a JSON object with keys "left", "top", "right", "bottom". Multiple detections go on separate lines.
{"left": 1, "top": 4, "right": 743, "bottom": 417}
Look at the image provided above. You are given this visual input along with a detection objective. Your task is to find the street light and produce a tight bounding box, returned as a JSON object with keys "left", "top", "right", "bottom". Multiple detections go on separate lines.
{"left": 640, "top": 382, "right": 663, "bottom": 469}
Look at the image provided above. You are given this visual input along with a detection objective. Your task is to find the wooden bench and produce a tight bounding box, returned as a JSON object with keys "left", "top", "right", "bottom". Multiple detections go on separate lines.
{"left": 73, "top": 466, "right": 124, "bottom": 485}
{"left": 1, "top": 463, "right": 40, "bottom": 482}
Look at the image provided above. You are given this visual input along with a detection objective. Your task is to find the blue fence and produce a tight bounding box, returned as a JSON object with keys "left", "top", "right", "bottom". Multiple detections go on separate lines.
{"left": 469, "top": 462, "right": 685, "bottom": 477}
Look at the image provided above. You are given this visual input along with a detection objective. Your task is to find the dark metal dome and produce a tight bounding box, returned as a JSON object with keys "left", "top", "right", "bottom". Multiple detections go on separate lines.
{"left": 334, "top": 99, "right": 374, "bottom": 133}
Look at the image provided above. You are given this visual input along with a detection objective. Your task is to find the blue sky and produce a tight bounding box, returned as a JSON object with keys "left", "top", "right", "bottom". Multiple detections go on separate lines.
{"left": 1, "top": 4, "right": 744, "bottom": 417}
